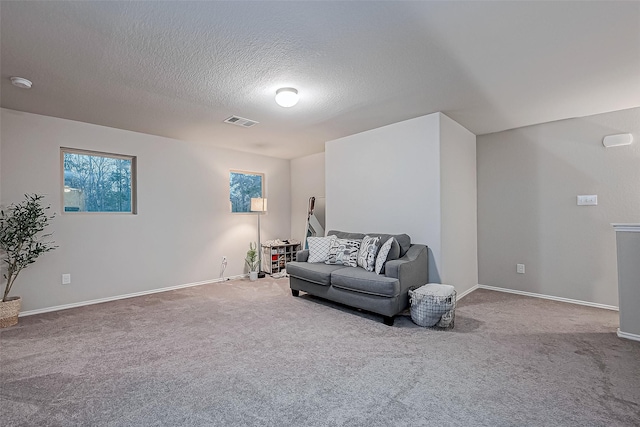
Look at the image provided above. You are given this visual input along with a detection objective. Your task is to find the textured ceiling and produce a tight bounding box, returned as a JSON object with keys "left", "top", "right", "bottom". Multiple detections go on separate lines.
{"left": 1, "top": 1, "right": 639, "bottom": 159}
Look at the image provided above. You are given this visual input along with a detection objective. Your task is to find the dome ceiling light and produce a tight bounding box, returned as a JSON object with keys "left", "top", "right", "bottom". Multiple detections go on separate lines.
{"left": 275, "top": 87, "right": 299, "bottom": 108}
{"left": 10, "top": 77, "right": 32, "bottom": 89}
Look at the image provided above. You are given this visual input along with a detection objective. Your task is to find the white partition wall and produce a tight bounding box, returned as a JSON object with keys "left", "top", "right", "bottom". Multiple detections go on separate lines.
{"left": 440, "top": 114, "right": 478, "bottom": 292}
{"left": 325, "top": 112, "right": 477, "bottom": 294}
{"left": 613, "top": 224, "right": 640, "bottom": 341}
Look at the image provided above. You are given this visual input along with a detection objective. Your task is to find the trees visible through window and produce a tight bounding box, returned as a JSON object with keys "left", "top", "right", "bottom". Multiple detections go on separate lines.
{"left": 62, "top": 148, "right": 137, "bottom": 213}
{"left": 230, "top": 170, "right": 263, "bottom": 213}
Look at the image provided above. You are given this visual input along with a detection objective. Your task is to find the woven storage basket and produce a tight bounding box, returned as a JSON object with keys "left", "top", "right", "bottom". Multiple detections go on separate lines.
{"left": 0, "top": 296, "right": 21, "bottom": 328}
{"left": 408, "top": 285, "right": 456, "bottom": 328}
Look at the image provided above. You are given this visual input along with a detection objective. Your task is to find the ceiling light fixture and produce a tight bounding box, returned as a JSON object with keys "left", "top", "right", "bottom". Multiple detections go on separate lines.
{"left": 275, "top": 87, "right": 299, "bottom": 108}
{"left": 10, "top": 77, "right": 32, "bottom": 89}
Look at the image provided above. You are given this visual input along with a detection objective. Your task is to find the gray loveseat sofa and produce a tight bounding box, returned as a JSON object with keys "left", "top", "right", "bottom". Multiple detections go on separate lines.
{"left": 287, "top": 230, "right": 429, "bottom": 325}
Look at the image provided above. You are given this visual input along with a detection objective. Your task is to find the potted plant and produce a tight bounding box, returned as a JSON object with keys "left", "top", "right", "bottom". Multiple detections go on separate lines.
{"left": 0, "top": 194, "right": 56, "bottom": 328}
{"left": 245, "top": 242, "right": 259, "bottom": 281}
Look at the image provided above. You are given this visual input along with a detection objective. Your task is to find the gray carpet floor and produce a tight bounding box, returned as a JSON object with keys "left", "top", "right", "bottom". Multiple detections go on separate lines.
{"left": 1, "top": 278, "right": 639, "bottom": 426}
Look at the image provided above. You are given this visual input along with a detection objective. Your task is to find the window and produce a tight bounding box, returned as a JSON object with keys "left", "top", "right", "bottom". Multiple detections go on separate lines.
{"left": 230, "top": 170, "right": 263, "bottom": 213}
{"left": 62, "top": 148, "right": 137, "bottom": 213}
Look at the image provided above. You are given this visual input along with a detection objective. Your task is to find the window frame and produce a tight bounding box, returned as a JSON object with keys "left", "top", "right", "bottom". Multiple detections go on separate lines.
{"left": 229, "top": 169, "right": 265, "bottom": 214}
{"left": 60, "top": 147, "right": 138, "bottom": 215}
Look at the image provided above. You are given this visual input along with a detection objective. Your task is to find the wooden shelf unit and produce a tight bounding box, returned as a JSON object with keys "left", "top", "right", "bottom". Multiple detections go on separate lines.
{"left": 262, "top": 242, "right": 301, "bottom": 275}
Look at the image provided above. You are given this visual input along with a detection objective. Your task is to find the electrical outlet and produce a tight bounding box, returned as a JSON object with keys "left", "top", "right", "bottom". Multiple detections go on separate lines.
{"left": 62, "top": 274, "right": 71, "bottom": 285}
{"left": 222, "top": 256, "right": 227, "bottom": 263}
{"left": 516, "top": 264, "right": 525, "bottom": 274}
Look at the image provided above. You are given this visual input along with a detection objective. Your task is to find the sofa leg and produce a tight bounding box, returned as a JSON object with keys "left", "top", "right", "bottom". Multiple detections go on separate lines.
{"left": 291, "top": 289, "right": 300, "bottom": 297}
{"left": 383, "top": 316, "right": 395, "bottom": 326}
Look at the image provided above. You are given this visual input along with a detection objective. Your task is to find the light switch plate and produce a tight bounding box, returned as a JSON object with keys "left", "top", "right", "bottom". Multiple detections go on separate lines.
{"left": 62, "top": 274, "right": 71, "bottom": 285}
{"left": 577, "top": 195, "right": 597, "bottom": 206}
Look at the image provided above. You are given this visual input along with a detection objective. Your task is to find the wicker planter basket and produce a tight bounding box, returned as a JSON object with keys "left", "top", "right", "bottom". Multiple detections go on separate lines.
{"left": 0, "top": 296, "right": 22, "bottom": 328}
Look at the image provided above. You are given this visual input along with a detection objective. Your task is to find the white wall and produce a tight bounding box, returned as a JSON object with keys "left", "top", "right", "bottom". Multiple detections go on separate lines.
{"left": 477, "top": 107, "right": 640, "bottom": 306}
{"left": 325, "top": 112, "right": 478, "bottom": 293}
{"left": 440, "top": 114, "right": 478, "bottom": 290}
{"left": 326, "top": 113, "right": 443, "bottom": 280}
{"left": 1, "top": 109, "right": 291, "bottom": 312}
{"left": 290, "top": 152, "right": 325, "bottom": 244}
{"left": 0, "top": 108, "right": 2, "bottom": 203}
{"left": 614, "top": 227, "right": 640, "bottom": 337}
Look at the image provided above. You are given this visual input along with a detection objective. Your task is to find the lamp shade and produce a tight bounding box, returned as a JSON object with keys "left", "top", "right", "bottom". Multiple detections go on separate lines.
{"left": 250, "top": 197, "right": 267, "bottom": 212}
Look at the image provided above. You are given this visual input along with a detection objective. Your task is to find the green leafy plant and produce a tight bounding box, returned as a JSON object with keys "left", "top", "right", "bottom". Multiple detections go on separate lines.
{"left": 0, "top": 194, "right": 57, "bottom": 302}
{"left": 245, "top": 242, "right": 259, "bottom": 272}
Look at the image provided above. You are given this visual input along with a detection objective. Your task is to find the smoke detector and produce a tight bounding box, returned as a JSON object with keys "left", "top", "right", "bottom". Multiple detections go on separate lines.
{"left": 10, "top": 77, "right": 32, "bottom": 89}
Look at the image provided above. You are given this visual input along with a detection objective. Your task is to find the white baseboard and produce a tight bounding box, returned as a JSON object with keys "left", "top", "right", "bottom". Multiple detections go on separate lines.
{"left": 477, "top": 284, "right": 619, "bottom": 311}
{"left": 456, "top": 284, "right": 478, "bottom": 301}
{"left": 617, "top": 329, "right": 640, "bottom": 342}
{"left": 19, "top": 274, "right": 248, "bottom": 317}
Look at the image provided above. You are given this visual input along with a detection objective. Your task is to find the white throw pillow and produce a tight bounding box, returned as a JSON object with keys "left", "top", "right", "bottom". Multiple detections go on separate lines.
{"left": 375, "top": 237, "right": 395, "bottom": 274}
{"left": 357, "top": 235, "right": 381, "bottom": 272}
{"left": 325, "top": 238, "right": 361, "bottom": 267}
{"left": 307, "top": 235, "right": 337, "bottom": 263}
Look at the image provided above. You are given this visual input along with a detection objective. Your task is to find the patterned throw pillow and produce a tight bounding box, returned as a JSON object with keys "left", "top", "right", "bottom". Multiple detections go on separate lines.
{"left": 307, "top": 235, "right": 337, "bottom": 263}
{"left": 375, "top": 237, "right": 395, "bottom": 274}
{"left": 325, "top": 238, "right": 361, "bottom": 267}
{"left": 357, "top": 235, "right": 380, "bottom": 272}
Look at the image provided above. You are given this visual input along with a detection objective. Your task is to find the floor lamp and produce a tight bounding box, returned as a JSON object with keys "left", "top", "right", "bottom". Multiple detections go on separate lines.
{"left": 251, "top": 197, "right": 267, "bottom": 278}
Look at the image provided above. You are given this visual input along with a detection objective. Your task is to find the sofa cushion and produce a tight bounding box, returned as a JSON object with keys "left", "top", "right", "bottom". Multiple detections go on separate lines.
{"left": 331, "top": 267, "right": 400, "bottom": 298}
{"left": 325, "top": 238, "right": 361, "bottom": 267}
{"left": 327, "top": 230, "right": 365, "bottom": 240}
{"left": 287, "top": 261, "right": 346, "bottom": 286}
{"left": 307, "top": 235, "right": 336, "bottom": 263}
{"left": 368, "top": 233, "right": 410, "bottom": 257}
{"left": 328, "top": 230, "right": 410, "bottom": 257}
{"left": 357, "top": 235, "right": 380, "bottom": 272}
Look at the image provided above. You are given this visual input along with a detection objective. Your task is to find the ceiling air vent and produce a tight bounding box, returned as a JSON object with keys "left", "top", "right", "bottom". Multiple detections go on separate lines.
{"left": 224, "top": 116, "right": 259, "bottom": 128}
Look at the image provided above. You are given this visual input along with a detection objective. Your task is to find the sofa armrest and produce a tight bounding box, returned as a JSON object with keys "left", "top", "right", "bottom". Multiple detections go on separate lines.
{"left": 296, "top": 249, "right": 309, "bottom": 262}
{"left": 385, "top": 244, "right": 429, "bottom": 291}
